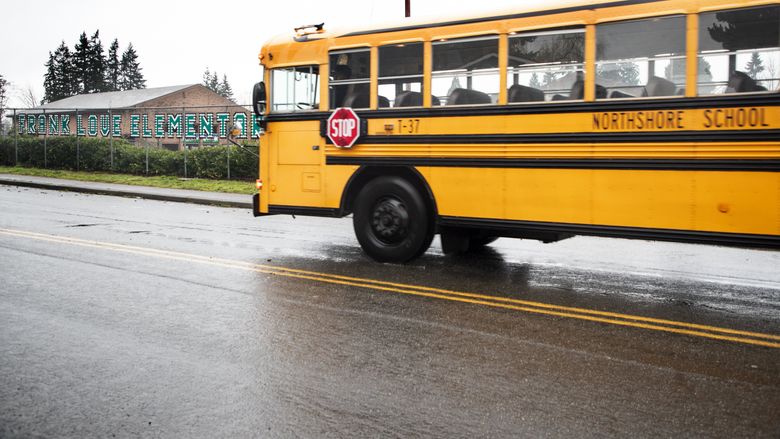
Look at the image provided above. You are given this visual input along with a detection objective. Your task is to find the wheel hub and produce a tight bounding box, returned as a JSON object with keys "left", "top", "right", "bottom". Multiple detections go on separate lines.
{"left": 371, "top": 197, "right": 409, "bottom": 244}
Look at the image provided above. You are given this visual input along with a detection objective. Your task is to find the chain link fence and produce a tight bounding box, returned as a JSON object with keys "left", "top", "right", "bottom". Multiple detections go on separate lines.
{"left": 1, "top": 105, "right": 261, "bottom": 180}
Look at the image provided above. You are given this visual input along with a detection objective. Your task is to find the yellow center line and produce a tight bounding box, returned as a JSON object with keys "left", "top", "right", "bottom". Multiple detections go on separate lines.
{"left": 4, "top": 227, "right": 778, "bottom": 342}
{"left": 2, "top": 227, "right": 779, "bottom": 349}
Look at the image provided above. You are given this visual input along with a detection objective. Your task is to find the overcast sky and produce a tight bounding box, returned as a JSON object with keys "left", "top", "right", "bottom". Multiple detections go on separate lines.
{"left": 1, "top": 0, "right": 536, "bottom": 108}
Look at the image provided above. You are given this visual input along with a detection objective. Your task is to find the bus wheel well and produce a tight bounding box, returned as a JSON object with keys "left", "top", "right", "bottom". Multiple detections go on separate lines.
{"left": 342, "top": 166, "right": 437, "bottom": 220}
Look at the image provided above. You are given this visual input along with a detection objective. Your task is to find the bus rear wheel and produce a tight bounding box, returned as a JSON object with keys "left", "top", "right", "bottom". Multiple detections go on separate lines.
{"left": 353, "top": 176, "right": 433, "bottom": 263}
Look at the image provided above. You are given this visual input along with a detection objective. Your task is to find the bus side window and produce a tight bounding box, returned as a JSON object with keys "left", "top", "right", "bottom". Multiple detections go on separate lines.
{"left": 595, "top": 15, "right": 686, "bottom": 99}
{"left": 507, "top": 29, "right": 585, "bottom": 103}
{"left": 270, "top": 65, "right": 320, "bottom": 113}
{"left": 698, "top": 5, "right": 780, "bottom": 95}
{"left": 378, "top": 43, "right": 424, "bottom": 108}
{"left": 432, "top": 36, "right": 499, "bottom": 106}
{"left": 329, "top": 49, "right": 371, "bottom": 109}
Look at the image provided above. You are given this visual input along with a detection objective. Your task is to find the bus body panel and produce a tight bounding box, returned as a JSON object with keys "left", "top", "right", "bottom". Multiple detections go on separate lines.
{"left": 424, "top": 167, "right": 779, "bottom": 236}
{"left": 255, "top": 0, "right": 780, "bottom": 254}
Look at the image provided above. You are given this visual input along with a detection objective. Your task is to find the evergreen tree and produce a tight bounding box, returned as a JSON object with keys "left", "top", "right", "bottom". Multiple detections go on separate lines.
{"left": 210, "top": 72, "right": 219, "bottom": 91}
{"left": 220, "top": 74, "right": 234, "bottom": 101}
{"left": 85, "top": 30, "right": 107, "bottom": 93}
{"left": 203, "top": 68, "right": 231, "bottom": 98}
{"left": 50, "top": 31, "right": 144, "bottom": 96}
{"left": 119, "top": 43, "right": 146, "bottom": 90}
{"left": 529, "top": 72, "right": 541, "bottom": 89}
{"left": 55, "top": 42, "right": 76, "bottom": 97}
{"left": 42, "top": 51, "right": 58, "bottom": 103}
{"left": 106, "top": 39, "right": 120, "bottom": 91}
{"left": 745, "top": 52, "right": 765, "bottom": 79}
{"left": 202, "top": 67, "right": 213, "bottom": 90}
{"left": 42, "top": 41, "right": 76, "bottom": 103}
{"left": 72, "top": 31, "right": 91, "bottom": 94}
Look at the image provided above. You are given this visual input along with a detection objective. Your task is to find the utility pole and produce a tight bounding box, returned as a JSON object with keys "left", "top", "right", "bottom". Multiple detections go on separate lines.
{"left": 405, "top": 0, "right": 410, "bottom": 17}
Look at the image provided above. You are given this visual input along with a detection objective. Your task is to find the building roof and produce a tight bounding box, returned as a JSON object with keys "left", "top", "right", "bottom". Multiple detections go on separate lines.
{"left": 34, "top": 84, "right": 197, "bottom": 111}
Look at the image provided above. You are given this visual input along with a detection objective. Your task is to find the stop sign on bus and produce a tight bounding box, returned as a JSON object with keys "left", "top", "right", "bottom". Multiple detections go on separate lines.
{"left": 327, "top": 108, "right": 361, "bottom": 149}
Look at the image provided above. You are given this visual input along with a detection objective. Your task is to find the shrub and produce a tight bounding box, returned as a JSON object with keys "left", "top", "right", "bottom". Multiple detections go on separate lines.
{"left": 0, "top": 135, "right": 258, "bottom": 180}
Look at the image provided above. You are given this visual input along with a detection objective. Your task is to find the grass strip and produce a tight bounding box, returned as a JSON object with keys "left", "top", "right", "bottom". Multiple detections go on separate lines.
{"left": 0, "top": 166, "right": 256, "bottom": 195}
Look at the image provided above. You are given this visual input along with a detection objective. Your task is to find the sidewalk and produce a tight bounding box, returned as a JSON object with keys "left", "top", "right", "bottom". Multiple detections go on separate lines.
{"left": 0, "top": 173, "right": 252, "bottom": 209}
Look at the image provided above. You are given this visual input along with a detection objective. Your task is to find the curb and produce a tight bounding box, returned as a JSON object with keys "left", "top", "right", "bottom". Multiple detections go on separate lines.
{"left": 0, "top": 178, "right": 253, "bottom": 209}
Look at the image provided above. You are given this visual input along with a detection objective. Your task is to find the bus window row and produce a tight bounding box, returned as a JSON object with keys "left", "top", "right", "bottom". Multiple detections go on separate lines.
{"left": 270, "top": 5, "right": 779, "bottom": 112}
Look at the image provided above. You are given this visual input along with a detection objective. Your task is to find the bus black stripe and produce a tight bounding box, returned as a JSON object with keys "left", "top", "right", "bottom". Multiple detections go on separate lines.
{"left": 438, "top": 216, "right": 780, "bottom": 249}
{"left": 344, "top": 130, "right": 780, "bottom": 144}
{"left": 268, "top": 206, "right": 340, "bottom": 217}
{"left": 266, "top": 95, "right": 780, "bottom": 122}
{"left": 325, "top": 157, "right": 780, "bottom": 171}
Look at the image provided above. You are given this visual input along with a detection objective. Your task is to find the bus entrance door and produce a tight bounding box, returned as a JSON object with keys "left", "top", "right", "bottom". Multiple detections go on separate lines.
{"left": 269, "top": 122, "right": 324, "bottom": 208}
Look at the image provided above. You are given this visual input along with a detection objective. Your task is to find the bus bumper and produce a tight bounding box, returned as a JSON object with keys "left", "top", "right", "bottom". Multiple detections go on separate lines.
{"left": 252, "top": 193, "right": 268, "bottom": 217}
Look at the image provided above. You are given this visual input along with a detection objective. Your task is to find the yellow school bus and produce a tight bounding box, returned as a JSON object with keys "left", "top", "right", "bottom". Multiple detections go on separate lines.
{"left": 250, "top": 0, "right": 780, "bottom": 262}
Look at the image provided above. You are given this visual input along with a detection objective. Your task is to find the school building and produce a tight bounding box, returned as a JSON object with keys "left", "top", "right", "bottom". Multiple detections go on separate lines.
{"left": 9, "top": 84, "right": 261, "bottom": 150}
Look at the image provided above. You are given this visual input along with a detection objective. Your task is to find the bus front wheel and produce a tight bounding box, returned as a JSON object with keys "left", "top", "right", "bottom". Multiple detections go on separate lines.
{"left": 353, "top": 176, "right": 433, "bottom": 263}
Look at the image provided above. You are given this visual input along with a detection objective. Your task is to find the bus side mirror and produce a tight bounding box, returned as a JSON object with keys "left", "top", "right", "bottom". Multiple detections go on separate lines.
{"left": 252, "top": 81, "right": 267, "bottom": 131}
{"left": 252, "top": 82, "right": 267, "bottom": 118}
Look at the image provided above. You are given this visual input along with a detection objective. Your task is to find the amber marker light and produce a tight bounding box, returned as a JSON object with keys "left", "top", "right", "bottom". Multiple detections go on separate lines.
{"left": 256, "top": 179, "right": 264, "bottom": 190}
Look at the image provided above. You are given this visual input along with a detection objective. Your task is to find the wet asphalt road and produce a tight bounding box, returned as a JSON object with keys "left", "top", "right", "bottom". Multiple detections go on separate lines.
{"left": 1, "top": 185, "right": 779, "bottom": 438}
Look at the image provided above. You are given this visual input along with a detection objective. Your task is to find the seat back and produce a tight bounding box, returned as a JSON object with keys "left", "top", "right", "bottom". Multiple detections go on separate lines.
{"left": 508, "top": 84, "right": 545, "bottom": 103}
{"left": 569, "top": 81, "right": 606, "bottom": 99}
{"left": 446, "top": 88, "right": 492, "bottom": 105}
{"left": 394, "top": 91, "right": 423, "bottom": 107}
{"left": 609, "top": 90, "right": 634, "bottom": 99}
{"left": 645, "top": 76, "right": 677, "bottom": 97}
{"left": 343, "top": 90, "right": 369, "bottom": 108}
{"left": 727, "top": 71, "right": 767, "bottom": 93}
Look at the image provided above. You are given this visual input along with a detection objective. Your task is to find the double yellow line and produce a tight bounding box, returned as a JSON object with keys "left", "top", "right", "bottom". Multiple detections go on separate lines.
{"left": 2, "top": 227, "right": 779, "bottom": 349}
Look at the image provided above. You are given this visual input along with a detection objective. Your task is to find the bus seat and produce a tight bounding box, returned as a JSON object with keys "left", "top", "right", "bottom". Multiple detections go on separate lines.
{"left": 343, "top": 90, "right": 369, "bottom": 108}
{"left": 508, "top": 84, "right": 544, "bottom": 103}
{"left": 378, "top": 95, "right": 390, "bottom": 108}
{"left": 569, "top": 81, "right": 606, "bottom": 99}
{"left": 727, "top": 71, "right": 767, "bottom": 93}
{"left": 609, "top": 90, "right": 634, "bottom": 99}
{"left": 393, "top": 91, "right": 441, "bottom": 107}
{"left": 395, "top": 91, "right": 423, "bottom": 107}
{"left": 644, "top": 76, "right": 677, "bottom": 97}
{"left": 551, "top": 94, "right": 568, "bottom": 101}
{"left": 609, "top": 90, "right": 631, "bottom": 98}
{"left": 446, "top": 88, "right": 492, "bottom": 105}
{"left": 569, "top": 81, "right": 584, "bottom": 99}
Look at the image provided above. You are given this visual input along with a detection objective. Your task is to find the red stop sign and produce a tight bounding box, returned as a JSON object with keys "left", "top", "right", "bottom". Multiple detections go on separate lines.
{"left": 327, "top": 108, "right": 361, "bottom": 149}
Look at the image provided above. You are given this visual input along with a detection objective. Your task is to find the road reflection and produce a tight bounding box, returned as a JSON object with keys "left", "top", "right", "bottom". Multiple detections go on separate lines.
{"left": 257, "top": 237, "right": 780, "bottom": 334}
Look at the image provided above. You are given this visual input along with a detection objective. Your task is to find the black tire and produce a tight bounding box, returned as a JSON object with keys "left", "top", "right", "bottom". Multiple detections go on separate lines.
{"left": 353, "top": 176, "right": 433, "bottom": 263}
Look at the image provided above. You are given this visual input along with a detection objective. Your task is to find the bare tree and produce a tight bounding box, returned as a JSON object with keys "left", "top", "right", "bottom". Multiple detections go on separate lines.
{"left": 15, "top": 84, "right": 40, "bottom": 108}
